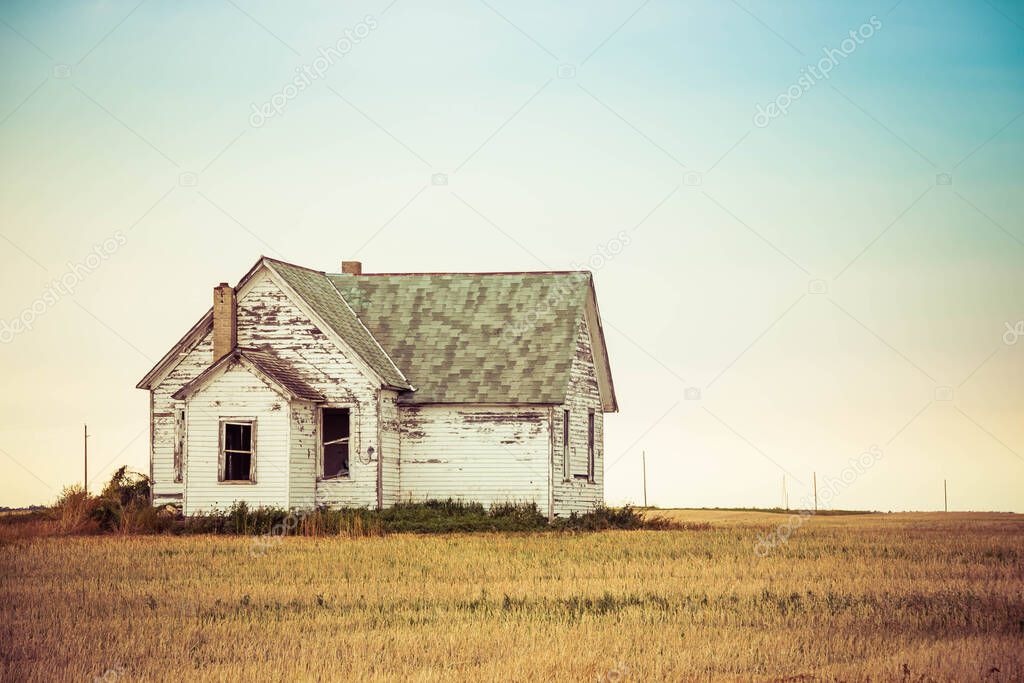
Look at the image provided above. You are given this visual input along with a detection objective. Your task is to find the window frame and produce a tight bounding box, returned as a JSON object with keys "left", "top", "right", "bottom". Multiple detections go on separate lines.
{"left": 318, "top": 406, "right": 354, "bottom": 481}
{"left": 587, "top": 409, "right": 596, "bottom": 484}
{"left": 218, "top": 418, "right": 256, "bottom": 484}
{"left": 562, "top": 408, "right": 571, "bottom": 481}
{"left": 173, "top": 403, "right": 186, "bottom": 484}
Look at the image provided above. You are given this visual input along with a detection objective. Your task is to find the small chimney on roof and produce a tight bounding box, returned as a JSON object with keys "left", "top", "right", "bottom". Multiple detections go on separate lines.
{"left": 341, "top": 260, "right": 362, "bottom": 275}
{"left": 213, "top": 282, "right": 236, "bottom": 361}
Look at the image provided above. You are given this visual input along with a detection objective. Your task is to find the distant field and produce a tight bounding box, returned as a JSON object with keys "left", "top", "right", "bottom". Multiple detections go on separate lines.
{"left": 652, "top": 507, "right": 1024, "bottom": 526}
{"left": 1, "top": 511, "right": 1022, "bottom": 681}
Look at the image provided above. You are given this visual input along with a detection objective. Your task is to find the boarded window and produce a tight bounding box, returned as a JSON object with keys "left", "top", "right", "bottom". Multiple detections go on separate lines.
{"left": 173, "top": 407, "right": 185, "bottom": 483}
{"left": 322, "top": 408, "right": 350, "bottom": 479}
{"left": 221, "top": 421, "right": 255, "bottom": 482}
{"left": 587, "top": 410, "right": 595, "bottom": 483}
{"left": 562, "top": 409, "right": 570, "bottom": 480}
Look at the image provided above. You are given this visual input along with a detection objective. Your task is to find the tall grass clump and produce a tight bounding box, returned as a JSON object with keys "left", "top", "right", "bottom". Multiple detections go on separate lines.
{"left": 44, "top": 467, "right": 160, "bottom": 537}
{"left": 52, "top": 485, "right": 97, "bottom": 534}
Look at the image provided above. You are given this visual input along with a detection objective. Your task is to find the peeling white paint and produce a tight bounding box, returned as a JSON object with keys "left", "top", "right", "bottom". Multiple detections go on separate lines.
{"left": 399, "top": 404, "right": 550, "bottom": 514}
{"left": 552, "top": 315, "right": 604, "bottom": 516}
{"left": 148, "top": 265, "right": 608, "bottom": 515}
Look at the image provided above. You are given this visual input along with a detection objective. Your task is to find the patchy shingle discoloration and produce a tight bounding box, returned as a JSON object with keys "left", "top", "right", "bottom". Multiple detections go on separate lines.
{"left": 331, "top": 272, "right": 591, "bottom": 404}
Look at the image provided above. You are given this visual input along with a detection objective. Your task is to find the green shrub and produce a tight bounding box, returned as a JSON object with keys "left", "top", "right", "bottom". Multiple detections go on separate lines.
{"left": 379, "top": 500, "right": 547, "bottom": 533}
{"left": 86, "top": 467, "right": 153, "bottom": 532}
{"left": 553, "top": 505, "right": 643, "bottom": 531}
{"left": 552, "top": 505, "right": 684, "bottom": 531}
{"left": 100, "top": 466, "right": 151, "bottom": 508}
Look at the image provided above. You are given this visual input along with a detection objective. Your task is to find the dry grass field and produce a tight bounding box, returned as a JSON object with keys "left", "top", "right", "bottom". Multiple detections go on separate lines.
{"left": 1, "top": 511, "right": 1022, "bottom": 682}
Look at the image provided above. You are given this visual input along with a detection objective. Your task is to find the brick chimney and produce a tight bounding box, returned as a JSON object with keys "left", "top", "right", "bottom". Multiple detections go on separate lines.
{"left": 213, "top": 282, "right": 236, "bottom": 361}
{"left": 341, "top": 260, "right": 362, "bottom": 275}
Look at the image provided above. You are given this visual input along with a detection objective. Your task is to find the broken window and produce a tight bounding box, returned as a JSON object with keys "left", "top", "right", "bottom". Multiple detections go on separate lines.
{"left": 173, "top": 406, "right": 185, "bottom": 483}
{"left": 562, "top": 409, "right": 571, "bottom": 481}
{"left": 571, "top": 408, "right": 593, "bottom": 481}
{"left": 220, "top": 421, "right": 254, "bottom": 482}
{"left": 322, "top": 408, "right": 350, "bottom": 479}
{"left": 587, "top": 410, "right": 595, "bottom": 483}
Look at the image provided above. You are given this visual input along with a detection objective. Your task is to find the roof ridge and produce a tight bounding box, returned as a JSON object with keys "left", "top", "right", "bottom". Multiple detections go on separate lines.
{"left": 330, "top": 270, "right": 592, "bottom": 277}
{"left": 260, "top": 255, "right": 327, "bottom": 276}
{"left": 262, "top": 257, "right": 590, "bottom": 278}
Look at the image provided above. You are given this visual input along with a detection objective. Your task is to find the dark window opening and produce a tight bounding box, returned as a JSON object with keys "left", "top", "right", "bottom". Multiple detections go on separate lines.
{"left": 322, "top": 408, "right": 351, "bottom": 479}
{"left": 587, "top": 410, "right": 595, "bottom": 483}
{"left": 222, "top": 422, "right": 253, "bottom": 482}
{"left": 562, "top": 409, "right": 570, "bottom": 480}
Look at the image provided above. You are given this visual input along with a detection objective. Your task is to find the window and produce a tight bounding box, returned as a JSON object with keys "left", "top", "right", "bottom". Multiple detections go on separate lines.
{"left": 220, "top": 421, "right": 255, "bottom": 482}
{"left": 321, "top": 408, "right": 351, "bottom": 479}
{"left": 173, "top": 407, "right": 185, "bottom": 483}
{"left": 587, "top": 410, "right": 595, "bottom": 483}
{"left": 562, "top": 409, "right": 570, "bottom": 481}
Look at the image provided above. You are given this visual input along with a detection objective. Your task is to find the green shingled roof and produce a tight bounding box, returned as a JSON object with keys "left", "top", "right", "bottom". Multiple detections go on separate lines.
{"left": 140, "top": 258, "right": 605, "bottom": 407}
{"left": 329, "top": 272, "right": 591, "bottom": 404}
{"left": 263, "top": 258, "right": 594, "bottom": 403}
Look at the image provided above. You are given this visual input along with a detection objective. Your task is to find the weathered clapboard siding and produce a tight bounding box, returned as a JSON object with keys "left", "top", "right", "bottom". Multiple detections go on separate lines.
{"left": 235, "top": 269, "right": 380, "bottom": 508}
{"left": 183, "top": 364, "right": 290, "bottom": 514}
{"left": 552, "top": 315, "right": 604, "bottom": 516}
{"left": 145, "top": 261, "right": 615, "bottom": 516}
{"left": 399, "top": 405, "right": 550, "bottom": 515}
{"left": 150, "top": 332, "right": 213, "bottom": 504}
{"left": 289, "top": 401, "right": 317, "bottom": 509}
{"left": 379, "top": 390, "right": 401, "bottom": 507}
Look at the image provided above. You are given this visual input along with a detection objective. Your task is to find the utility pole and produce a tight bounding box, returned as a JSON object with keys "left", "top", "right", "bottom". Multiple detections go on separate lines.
{"left": 944, "top": 479, "right": 948, "bottom": 513}
{"left": 782, "top": 475, "right": 789, "bottom": 510}
{"left": 83, "top": 424, "right": 89, "bottom": 494}
{"left": 641, "top": 450, "right": 648, "bottom": 508}
{"left": 813, "top": 472, "right": 817, "bottom": 512}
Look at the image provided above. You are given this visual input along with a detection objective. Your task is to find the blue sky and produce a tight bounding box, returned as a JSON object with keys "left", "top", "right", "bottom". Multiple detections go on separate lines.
{"left": 1, "top": 0, "right": 1023, "bottom": 510}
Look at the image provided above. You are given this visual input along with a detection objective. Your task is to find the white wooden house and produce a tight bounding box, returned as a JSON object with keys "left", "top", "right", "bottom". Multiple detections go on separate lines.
{"left": 137, "top": 257, "right": 618, "bottom": 518}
